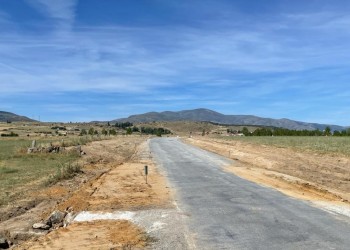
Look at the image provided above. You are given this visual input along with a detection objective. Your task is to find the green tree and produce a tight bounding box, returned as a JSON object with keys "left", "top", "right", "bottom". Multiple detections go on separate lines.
{"left": 101, "top": 128, "right": 108, "bottom": 136}
{"left": 88, "top": 128, "right": 95, "bottom": 135}
{"left": 109, "top": 129, "right": 117, "bottom": 135}
{"left": 324, "top": 126, "right": 331, "bottom": 136}
{"left": 80, "top": 129, "right": 87, "bottom": 136}
{"left": 333, "top": 130, "right": 341, "bottom": 136}
{"left": 242, "top": 127, "right": 250, "bottom": 136}
{"left": 132, "top": 126, "right": 140, "bottom": 132}
{"left": 126, "top": 127, "right": 132, "bottom": 135}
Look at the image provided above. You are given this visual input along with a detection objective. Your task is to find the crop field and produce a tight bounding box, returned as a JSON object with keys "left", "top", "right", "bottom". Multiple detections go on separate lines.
{"left": 216, "top": 136, "right": 350, "bottom": 156}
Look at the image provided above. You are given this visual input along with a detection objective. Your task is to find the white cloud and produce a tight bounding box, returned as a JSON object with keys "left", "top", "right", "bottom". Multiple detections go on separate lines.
{"left": 1, "top": 7, "right": 350, "bottom": 100}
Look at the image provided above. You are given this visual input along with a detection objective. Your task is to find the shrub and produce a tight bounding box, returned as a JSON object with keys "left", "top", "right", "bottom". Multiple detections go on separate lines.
{"left": 1, "top": 131, "right": 19, "bottom": 137}
{"left": 45, "top": 162, "right": 82, "bottom": 186}
{"left": 88, "top": 128, "right": 95, "bottom": 135}
{"left": 80, "top": 129, "right": 87, "bottom": 136}
{"left": 109, "top": 129, "right": 117, "bottom": 135}
{"left": 102, "top": 128, "right": 108, "bottom": 136}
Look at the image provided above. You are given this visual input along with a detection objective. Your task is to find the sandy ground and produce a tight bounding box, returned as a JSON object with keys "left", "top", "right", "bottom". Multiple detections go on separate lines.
{"left": 16, "top": 220, "right": 148, "bottom": 250}
{"left": 55, "top": 141, "right": 171, "bottom": 213}
{"left": 10, "top": 137, "right": 174, "bottom": 249}
{"left": 185, "top": 137, "right": 350, "bottom": 205}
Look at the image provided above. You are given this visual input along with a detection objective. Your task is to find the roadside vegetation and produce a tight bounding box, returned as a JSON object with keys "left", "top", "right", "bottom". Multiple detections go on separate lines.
{"left": 44, "top": 162, "right": 82, "bottom": 186}
{"left": 0, "top": 131, "right": 19, "bottom": 137}
{"left": 0, "top": 138, "right": 81, "bottom": 205}
{"left": 230, "top": 126, "right": 350, "bottom": 137}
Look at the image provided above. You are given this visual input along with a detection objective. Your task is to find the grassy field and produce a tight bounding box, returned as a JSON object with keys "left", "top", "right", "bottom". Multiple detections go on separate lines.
{"left": 216, "top": 136, "right": 350, "bottom": 156}
{"left": 0, "top": 137, "right": 84, "bottom": 205}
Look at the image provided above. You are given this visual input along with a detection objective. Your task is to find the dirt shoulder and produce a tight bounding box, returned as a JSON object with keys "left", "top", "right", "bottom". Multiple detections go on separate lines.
{"left": 185, "top": 137, "right": 350, "bottom": 205}
{"left": 18, "top": 220, "right": 149, "bottom": 250}
{"left": 9, "top": 137, "right": 173, "bottom": 249}
{"left": 1, "top": 136, "right": 164, "bottom": 246}
{"left": 55, "top": 139, "right": 171, "bottom": 213}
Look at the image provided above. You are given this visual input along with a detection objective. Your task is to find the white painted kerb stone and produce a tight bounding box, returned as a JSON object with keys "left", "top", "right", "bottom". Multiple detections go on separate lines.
{"left": 74, "top": 211, "right": 135, "bottom": 222}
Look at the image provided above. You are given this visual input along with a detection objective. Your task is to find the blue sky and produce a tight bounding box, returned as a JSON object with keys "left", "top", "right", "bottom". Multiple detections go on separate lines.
{"left": 1, "top": 0, "right": 350, "bottom": 124}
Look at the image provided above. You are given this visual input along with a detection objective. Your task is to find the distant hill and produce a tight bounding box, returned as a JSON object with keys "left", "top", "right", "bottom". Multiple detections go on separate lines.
{"left": 0, "top": 111, "right": 36, "bottom": 122}
{"left": 113, "top": 108, "right": 346, "bottom": 131}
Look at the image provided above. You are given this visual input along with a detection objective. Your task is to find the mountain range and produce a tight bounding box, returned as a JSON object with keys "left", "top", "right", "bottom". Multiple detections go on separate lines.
{"left": 0, "top": 111, "right": 36, "bottom": 122}
{"left": 114, "top": 108, "right": 347, "bottom": 131}
{"left": 1, "top": 109, "right": 347, "bottom": 131}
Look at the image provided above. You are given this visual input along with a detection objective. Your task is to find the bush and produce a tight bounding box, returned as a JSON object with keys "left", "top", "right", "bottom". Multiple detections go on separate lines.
{"left": 1, "top": 132, "right": 19, "bottom": 137}
{"left": 45, "top": 162, "right": 82, "bottom": 186}
{"left": 115, "top": 122, "right": 133, "bottom": 129}
{"left": 101, "top": 128, "right": 108, "bottom": 136}
{"left": 109, "top": 129, "right": 117, "bottom": 135}
{"left": 140, "top": 127, "right": 171, "bottom": 135}
{"left": 80, "top": 129, "right": 87, "bottom": 136}
{"left": 51, "top": 126, "right": 66, "bottom": 130}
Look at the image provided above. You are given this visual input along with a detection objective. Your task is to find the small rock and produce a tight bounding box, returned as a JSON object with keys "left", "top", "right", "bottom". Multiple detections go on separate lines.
{"left": 27, "top": 147, "right": 34, "bottom": 154}
{"left": 53, "top": 222, "right": 64, "bottom": 229}
{"left": 33, "top": 223, "right": 50, "bottom": 230}
{"left": 63, "top": 207, "right": 76, "bottom": 227}
{"left": 63, "top": 213, "right": 75, "bottom": 227}
{"left": 0, "top": 237, "right": 9, "bottom": 249}
{"left": 46, "top": 146, "right": 54, "bottom": 153}
{"left": 47, "top": 210, "right": 67, "bottom": 226}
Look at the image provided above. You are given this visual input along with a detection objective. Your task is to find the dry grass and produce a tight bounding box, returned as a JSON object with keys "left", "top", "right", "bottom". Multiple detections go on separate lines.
{"left": 44, "top": 162, "right": 83, "bottom": 186}
{"left": 0, "top": 138, "right": 80, "bottom": 205}
{"left": 0, "top": 136, "right": 106, "bottom": 205}
{"left": 216, "top": 136, "right": 350, "bottom": 156}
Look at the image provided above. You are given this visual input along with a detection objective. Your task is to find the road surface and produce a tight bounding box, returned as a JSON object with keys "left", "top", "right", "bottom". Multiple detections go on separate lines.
{"left": 150, "top": 138, "right": 350, "bottom": 250}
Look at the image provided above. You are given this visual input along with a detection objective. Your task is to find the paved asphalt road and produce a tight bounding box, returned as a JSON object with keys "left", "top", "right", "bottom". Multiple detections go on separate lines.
{"left": 150, "top": 138, "right": 350, "bottom": 250}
